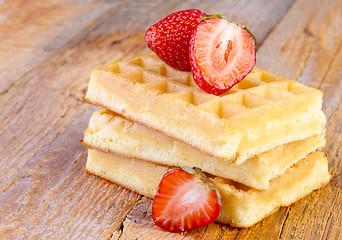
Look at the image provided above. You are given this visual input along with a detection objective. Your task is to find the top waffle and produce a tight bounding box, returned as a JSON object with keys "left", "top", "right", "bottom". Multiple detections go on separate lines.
{"left": 85, "top": 54, "right": 326, "bottom": 163}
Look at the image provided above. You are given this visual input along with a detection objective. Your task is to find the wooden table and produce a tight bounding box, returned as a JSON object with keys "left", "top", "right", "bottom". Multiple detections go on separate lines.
{"left": 1, "top": 1, "right": 341, "bottom": 239}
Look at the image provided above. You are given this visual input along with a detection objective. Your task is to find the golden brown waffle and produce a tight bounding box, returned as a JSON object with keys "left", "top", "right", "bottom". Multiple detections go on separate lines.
{"left": 85, "top": 54, "right": 326, "bottom": 163}
{"left": 86, "top": 150, "right": 330, "bottom": 228}
{"left": 84, "top": 108, "right": 325, "bottom": 190}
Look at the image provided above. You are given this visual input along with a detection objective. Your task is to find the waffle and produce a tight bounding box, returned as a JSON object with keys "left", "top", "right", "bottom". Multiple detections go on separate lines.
{"left": 85, "top": 54, "right": 326, "bottom": 163}
{"left": 86, "top": 150, "right": 330, "bottom": 228}
{"left": 84, "top": 108, "right": 326, "bottom": 190}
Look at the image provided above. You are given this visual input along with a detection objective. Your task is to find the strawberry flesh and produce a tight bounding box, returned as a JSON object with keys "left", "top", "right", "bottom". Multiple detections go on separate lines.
{"left": 144, "top": 9, "right": 206, "bottom": 71}
{"left": 190, "top": 16, "right": 256, "bottom": 95}
{"left": 152, "top": 167, "right": 221, "bottom": 232}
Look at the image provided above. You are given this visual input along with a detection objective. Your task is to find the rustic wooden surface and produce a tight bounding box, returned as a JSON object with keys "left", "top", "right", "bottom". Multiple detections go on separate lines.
{"left": 0, "top": 0, "right": 341, "bottom": 239}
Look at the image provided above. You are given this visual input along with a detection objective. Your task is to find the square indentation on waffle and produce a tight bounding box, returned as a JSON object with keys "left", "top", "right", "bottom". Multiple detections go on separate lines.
{"left": 88, "top": 54, "right": 324, "bottom": 161}
{"left": 102, "top": 54, "right": 315, "bottom": 120}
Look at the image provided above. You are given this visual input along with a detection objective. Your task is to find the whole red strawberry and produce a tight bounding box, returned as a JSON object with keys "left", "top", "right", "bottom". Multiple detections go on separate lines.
{"left": 144, "top": 9, "right": 206, "bottom": 71}
{"left": 152, "top": 167, "right": 222, "bottom": 232}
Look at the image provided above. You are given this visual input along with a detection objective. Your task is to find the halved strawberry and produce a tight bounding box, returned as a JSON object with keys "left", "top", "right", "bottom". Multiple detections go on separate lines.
{"left": 152, "top": 167, "right": 222, "bottom": 232}
{"left": 144, "top": 9, "right": 206, "bottom": 71}
{"left": 190, "top": 14, "right": 256, "bottom": 95}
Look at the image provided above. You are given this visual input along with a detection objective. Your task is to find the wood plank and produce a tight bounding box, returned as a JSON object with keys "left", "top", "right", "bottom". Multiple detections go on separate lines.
{"left": 0, "top": 0, "right": 121, "bottom": 94}
{"left": 276, "top": 48, "right": 342, "bottom": 240}
{"left": 0, "top": 111, "right": 143, "bottom": 239}
{"left": 253, "top": 0, "right": 342, "bottom": 239}
{"left": 0, "top": 0, "right": 340, "bottom": 239}
{"left": 256, "top": 0, "right": 342, "bottom": 88}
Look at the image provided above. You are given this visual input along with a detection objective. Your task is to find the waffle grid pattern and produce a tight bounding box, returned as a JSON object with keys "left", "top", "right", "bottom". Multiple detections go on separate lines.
{"left": 102, "top": 54, "right": 315, "bottom": 120}
{"left": 86, "top": 54, "right": 324, "bottom": 161}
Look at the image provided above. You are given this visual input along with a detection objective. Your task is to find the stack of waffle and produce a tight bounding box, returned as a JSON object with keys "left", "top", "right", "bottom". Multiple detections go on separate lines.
{"left": 83, "top": 54, "right": 330, "bottom": 228}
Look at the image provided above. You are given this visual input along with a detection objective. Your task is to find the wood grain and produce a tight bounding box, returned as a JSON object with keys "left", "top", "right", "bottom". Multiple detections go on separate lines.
{"left": 0, "top": 0, "right": 340, "bottom": 239}
{"left": 256, "top": 1, "right": 342, "bottom": 238}
{"left": 0, "top": 0, "right": 121, "bottom": 94}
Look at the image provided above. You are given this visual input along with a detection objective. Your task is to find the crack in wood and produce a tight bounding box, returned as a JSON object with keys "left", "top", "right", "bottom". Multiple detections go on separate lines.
{"left": 198, "top": 225, "right": 208, "bottom": 239}
{"left": 327, "top": 98, "right": 341, "bottom": 124}
{"left": 115, "top": 194, "right": 143, "bottom": 239}
{"left": 111, "top": 39, "right": 125, "bottom": 46}
{"left": 216, "top": 226, "right": 227, "bottom": 240}
{"left": 321, "top": 209, "right": 334, "bottom": 240}
{"left": 303, "top": 24, "right": 315, "bottom": 37}
{"left": 232, "top": 231, "right": 239, "bottom": 240}
{"left": 109, "top": 223, "right": 124, "bottom": 240}
{"left": 119, "top": 222, "right": 124, "bottom": 232}
{"left": 278, "top": 208, "right": 291, "bottom": 239}
{"left": 297, "top": 45, "right": 314, "bottom": 81}
{"left": 68, "top": 90, "right": 88, "bottom": 103}
{"left": 0, "top": 174, "right": 32, "bottom": 193}
{"left": 301, "top": 203, "right": 308, "bottom": 215}
{"left": 0, "top": 69, "right": 32, "bottom": 96}
{"left": 318, "top": 41, "right": 342, "bottom": 90}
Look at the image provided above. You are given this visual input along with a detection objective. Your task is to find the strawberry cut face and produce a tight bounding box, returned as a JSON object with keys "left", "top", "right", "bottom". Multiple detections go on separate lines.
{"left": 190, "top": 16, "right": 256, "bottom": 95}
{"left": 152, "top": 167, "right": 221, "bottom": 233}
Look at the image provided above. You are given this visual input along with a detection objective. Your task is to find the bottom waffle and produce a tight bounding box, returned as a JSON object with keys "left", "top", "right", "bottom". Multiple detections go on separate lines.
{"left": 86, "top": 149, "right": 330, "bottom": 228}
